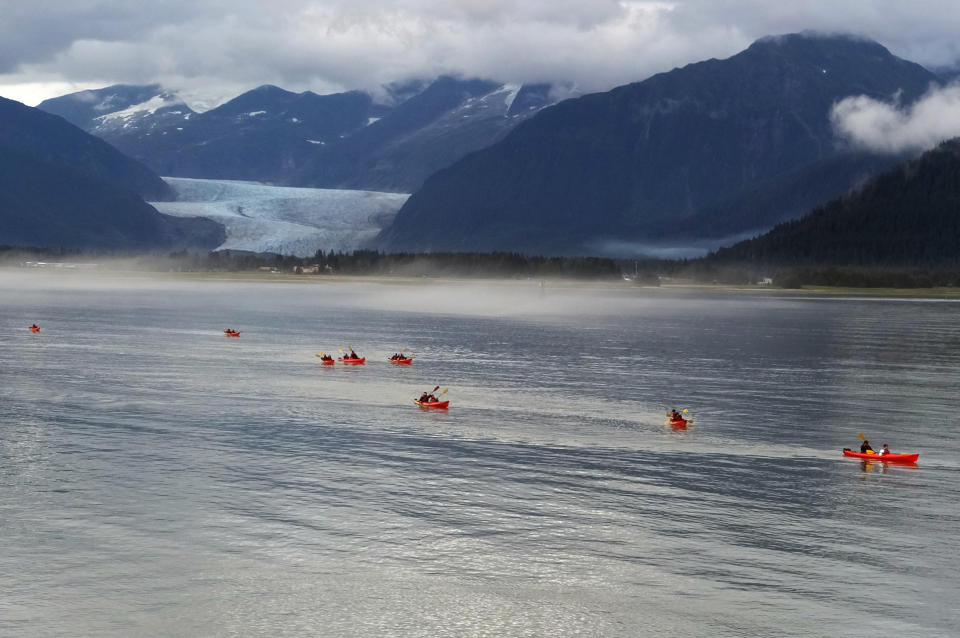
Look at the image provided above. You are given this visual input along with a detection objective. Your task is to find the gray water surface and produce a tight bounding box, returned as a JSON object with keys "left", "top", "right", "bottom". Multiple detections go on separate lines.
{"left": 2, "top": 273, "right": 958, "bottom": 637}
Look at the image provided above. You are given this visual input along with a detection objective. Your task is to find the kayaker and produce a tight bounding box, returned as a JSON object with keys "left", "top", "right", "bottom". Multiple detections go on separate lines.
{"left": 349, "top": 350, "right": 359, "bottom": 359}
{"left": 670, "top": 410, "right": 682, "bottom": 422}
{"left": 880, "top": 444, "right": 892, "bottom": 455}
{"left": 419, "top": 392, "right": 430, "bottom": 403}
{"left": 860, "top": 440, "right": 875, "bottom": 454}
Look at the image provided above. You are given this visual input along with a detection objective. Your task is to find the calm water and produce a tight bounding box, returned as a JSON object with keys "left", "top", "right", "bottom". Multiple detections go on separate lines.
{"left": 1, "top": 272, "right": 958, "bottom": 637}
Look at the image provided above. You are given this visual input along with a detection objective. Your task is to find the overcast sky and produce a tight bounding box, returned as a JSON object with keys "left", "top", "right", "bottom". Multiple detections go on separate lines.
{"left": 2, "top": 0, "right": 960, "bottom": 109}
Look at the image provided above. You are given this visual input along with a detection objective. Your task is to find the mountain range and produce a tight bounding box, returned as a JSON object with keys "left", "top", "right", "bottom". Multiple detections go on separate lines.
{"left": 39, "top": 78, "right": 558, "bottom": 192}
{"left": 14, "top": 32, "right": 960, "bottom": 265}
{"left": 377, "top": 34, "right": 940, "bottom": 255}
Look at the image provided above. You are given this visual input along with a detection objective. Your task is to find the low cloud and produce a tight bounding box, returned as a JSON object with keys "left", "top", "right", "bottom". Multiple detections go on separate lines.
{"left": 4, "top": 1, "right": 960, "bottom": 107}
{"left": 831, "top": 83, "right": 960, "bottom": 154}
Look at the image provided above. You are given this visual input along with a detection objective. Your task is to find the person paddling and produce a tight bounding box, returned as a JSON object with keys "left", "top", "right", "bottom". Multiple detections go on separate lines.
{"left": 880, "top": 443, "right": 893, "bottom": 456}
{"left": 670, "top": 409, "right": 683, "bottom": 422}
{"left": 860, "top": 439, "right": 875, "bottom": 454}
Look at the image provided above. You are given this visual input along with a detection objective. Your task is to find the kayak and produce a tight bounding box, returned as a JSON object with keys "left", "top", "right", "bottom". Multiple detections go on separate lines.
{"left": 842, "top": 450, "right": 919, "bottom": 463}
{"left": 389, "top": 358, "right": 413, "bottom": 365}
{"left": 225, "top": 332, "right": 241, "bottom": 337}
{"left": 320, "top": 359, "right": 335, "bottom": 365}
{"left": 668, "top": 418, "right": 687, "bottom": 427}
{"left": 415, "top": 400, "right": 449, "bottom": 409}
{"left": 338, "top": 357, "right": 366, "bottom": 365}
{"left": 29, "top": 326, "right": 40, "bottom": 333}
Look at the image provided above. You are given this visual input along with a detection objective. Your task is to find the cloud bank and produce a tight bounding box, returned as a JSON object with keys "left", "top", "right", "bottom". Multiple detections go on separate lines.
{"left": 3, "top": 1, "right": 960, "bottom": 107}
{"left": 831, "top": 84, "right": 960, "bottom": 154}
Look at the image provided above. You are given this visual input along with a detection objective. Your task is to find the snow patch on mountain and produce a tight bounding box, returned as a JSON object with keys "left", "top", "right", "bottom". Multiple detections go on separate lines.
{"left": 501, "top": 84, "right": 521, "bottom": 110}
{"left": 152, "top": 177, "right": 409, "bottom": 256}
{"left": 96, "top": 94, "right": 186, "bottom": 124}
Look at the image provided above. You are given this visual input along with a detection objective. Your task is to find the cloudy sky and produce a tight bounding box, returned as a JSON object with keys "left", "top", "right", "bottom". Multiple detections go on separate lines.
{"left": 2, "top": 0, "right": 960, "bottom": 110}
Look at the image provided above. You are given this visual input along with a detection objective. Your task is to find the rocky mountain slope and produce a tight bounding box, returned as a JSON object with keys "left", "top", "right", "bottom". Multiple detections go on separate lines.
{"left": 377, "top": 34, "right": 939, "bottom": 255}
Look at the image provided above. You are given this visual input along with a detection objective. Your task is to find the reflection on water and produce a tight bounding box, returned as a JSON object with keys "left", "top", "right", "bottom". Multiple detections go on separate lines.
{"left": 1, "top": 273, "right": 959, "bottom": 638}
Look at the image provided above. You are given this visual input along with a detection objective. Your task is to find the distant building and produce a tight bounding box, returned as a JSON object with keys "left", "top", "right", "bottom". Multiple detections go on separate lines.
{"left": 758, "top": 277, "right": 773, "bottom": 286}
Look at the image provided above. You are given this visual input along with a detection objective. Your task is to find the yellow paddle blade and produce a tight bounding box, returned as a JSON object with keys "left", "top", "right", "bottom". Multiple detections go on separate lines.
{"left": 664, "top": 421, "right": 670, "bottom": 425}
{"left": 665, "top": 413, "right": 671, "bottom": 417}
{"left": 339, "top": 349, "right": 343, "bottom": 353}
{"left": 442, "top": 388, "right": 449, "bottom": 394}
{"left": 687, "top": 419, "right": 694, "bottom": 424}
{"left": 858, "top": 432, "right": 866, "bottom": 440}
{"left": 683, "top": 409, "right": 689, "bottom": 413}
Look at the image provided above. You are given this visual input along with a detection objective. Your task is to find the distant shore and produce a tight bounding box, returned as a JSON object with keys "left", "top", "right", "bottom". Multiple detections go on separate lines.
{"left": 5, "top": 265, "right": 960, "bottom": 299}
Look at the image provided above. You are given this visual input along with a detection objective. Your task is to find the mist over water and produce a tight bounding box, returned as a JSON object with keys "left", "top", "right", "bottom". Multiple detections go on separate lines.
{"left": 2, "top": 271, "right": 959, "bottom": 637}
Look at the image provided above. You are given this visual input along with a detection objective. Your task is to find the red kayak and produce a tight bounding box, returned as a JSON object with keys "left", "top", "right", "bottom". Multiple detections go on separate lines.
{"left": 319, "top": 359, "right": 335, "bottom": 365}
{"left": 338, "top": 357, "right": 366, "bottom": 365}
{"left": 389, "top": 358, "right": 413, "bottom": 365}
{"left": 415, "top": 400, "right": 449, "bottom": 409}
{"left": 29, "top": 326, "right": 40, "bottom": 333}
{"left": 225, "top": 332, "right": 241, "bottom": 337}
{"left": 842, "top": 449, "right": 919, "bottom": 463}
{"left": 668, "top": 418, "right": 687, "bottom": 428}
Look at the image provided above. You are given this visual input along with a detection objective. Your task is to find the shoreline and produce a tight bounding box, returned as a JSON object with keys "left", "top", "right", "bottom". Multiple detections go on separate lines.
{"left": 5, "top": 265, "right": 960, "bottom": 298}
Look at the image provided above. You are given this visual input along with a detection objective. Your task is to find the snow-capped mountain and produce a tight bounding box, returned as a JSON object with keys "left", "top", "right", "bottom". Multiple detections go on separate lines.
{"left": 38, "top": 84, "right": 196, "bottom": 134}
{"left": 292, "top": 80, "right": 557, "bottom": 192}
{"left": 152, "top": 177, "right": 408, "bottom": 256}
{"left": 39, "top": 78, "right": 562, "bottom": 192}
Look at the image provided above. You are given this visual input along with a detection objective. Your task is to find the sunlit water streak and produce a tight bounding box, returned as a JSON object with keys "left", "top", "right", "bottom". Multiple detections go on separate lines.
{"left": 1, "top": 272, "right": 959, "bottom": 637}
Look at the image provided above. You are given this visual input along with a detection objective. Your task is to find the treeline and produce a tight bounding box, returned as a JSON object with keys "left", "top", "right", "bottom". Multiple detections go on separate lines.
{"left": 199, "top": 249, "right": 621, "bottom": 279}
{"left": 2, "top": 246, "right": 621, "bottom": 279}
{"left": 711, "top": 139, "right": 960, "bottom": 268}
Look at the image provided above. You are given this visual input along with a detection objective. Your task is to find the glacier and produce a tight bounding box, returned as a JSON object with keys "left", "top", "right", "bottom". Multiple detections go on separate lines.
{"left": 151, "top": 177, "right": 409, "bottom": 256}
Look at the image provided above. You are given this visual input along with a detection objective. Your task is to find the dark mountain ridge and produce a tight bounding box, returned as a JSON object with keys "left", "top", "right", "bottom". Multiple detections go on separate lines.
{"left": 1, "top": 95, "right": 174, "bottom": 200}
{"left": 377, "top": 33, "right": 940, "bottom": 254}
{"left": 0, "top": 96, "right": 221, "bottom": 250}
{"left": 710, "top": 138, "right": 960, "bottom": 267}
{"left": 0, "top": 147, "right": 222, "bottom": 250}
{"left": 292, "top": 78, "right": 555, "bottom": 191}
